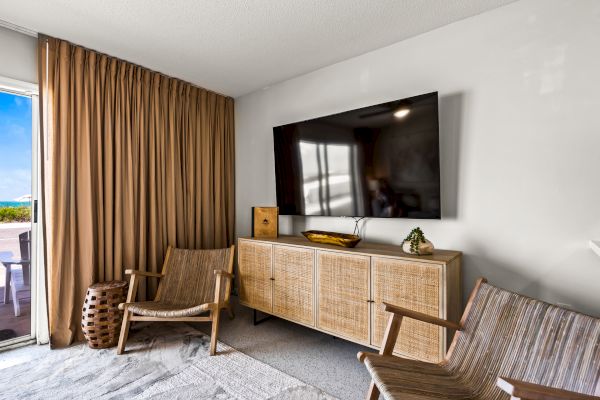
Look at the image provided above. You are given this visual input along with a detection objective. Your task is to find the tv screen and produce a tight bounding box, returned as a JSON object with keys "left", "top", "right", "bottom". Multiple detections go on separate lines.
{"left": 273, "top": 92, "right": 440, "bottom": 219}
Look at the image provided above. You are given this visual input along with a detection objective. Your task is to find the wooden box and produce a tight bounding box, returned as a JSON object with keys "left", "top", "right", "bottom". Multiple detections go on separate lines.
{"left": 252, "top": 207, "right": 279, "bottom": 238}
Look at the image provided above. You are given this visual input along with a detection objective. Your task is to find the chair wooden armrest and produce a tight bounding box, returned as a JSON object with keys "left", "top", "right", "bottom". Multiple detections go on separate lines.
{"left": 382, "top": 302, "right": 461, "bottom": 330}
{"left": 214, "top": 270, "right": 234, "bottom": 279}
{"left": 357, "top": 351, "right": 399, "bottom": 363}
{"left": 213, "top": 269, "right": 234, "bottom": 305}
{"left": 118, "top": 302, "right": 133, "bottom": 311}
{"left": 125, "top": 269, "right": 164, "bottom": 278}
{"left": 120, "top": 269, "right": 163, "bottom": 308}
{"left": 497, "top": 377, "right": 600, "bottom": 400}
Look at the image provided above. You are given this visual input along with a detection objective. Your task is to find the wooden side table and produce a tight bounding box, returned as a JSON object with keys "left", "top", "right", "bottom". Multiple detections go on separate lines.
{"left": 81, "top": 280, "right": 128, "bottom": 349}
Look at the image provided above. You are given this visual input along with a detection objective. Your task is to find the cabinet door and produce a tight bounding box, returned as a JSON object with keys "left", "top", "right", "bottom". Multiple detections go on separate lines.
{"left": 273, "top": 245, "right": 315, "bottom": 326}
{"left": 238, "top": 240, "right": 272, "bottom": 313}
{"left": 371, "top": 257, "right": 442, "bottom": 363}
{"left": 317, "top": 251, "right": 370, "bottom": 343}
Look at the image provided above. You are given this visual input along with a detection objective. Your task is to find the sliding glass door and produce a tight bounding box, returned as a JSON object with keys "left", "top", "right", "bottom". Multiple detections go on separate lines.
{"left": 0, "top": 76, "right": 40, "bottom": 347}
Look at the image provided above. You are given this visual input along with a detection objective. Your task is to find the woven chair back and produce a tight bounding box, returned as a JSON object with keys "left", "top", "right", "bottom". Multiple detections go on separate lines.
{"left": 159, "top": 247, "right": 232, "bottom": 307}
{"left": 19, "top": 230, "right": 31, "bottom": 261}
{"left": 447, "top": 282, "right": 600, "bottom": 399}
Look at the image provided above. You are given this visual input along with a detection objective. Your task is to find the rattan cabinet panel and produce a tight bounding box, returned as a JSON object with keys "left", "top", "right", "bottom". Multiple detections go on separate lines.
{"left": 238, "top": 240, "right": 272, "bottom": 313}
{"left": 317, "top": 251, "right": 370, "bottom": 344}
{"left": 371, "top": 257, "right": 443, "bottom": 362}
{"left": 273, "top": 246, "right": 315, "bottom": 326}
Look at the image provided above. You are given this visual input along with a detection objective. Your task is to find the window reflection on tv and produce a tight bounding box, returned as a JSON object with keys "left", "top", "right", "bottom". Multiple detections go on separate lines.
{"left": 273, "top": 92, "right": 441, "bottom": 219}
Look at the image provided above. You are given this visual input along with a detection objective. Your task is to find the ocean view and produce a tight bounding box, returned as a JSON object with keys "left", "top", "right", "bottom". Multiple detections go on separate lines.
{"left": 0, "top": 201, "right": 31, "bottom": 208}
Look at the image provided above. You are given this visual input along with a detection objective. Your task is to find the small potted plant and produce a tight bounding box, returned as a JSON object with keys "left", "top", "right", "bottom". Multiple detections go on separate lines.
{"left": 402, "top": 227, "right": 434, "bottom": 255}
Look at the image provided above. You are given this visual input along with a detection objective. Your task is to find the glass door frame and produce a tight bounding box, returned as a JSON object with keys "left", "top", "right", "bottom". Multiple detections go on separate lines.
{"left": 0, "top": 75, "right": 46, "bottom": 348}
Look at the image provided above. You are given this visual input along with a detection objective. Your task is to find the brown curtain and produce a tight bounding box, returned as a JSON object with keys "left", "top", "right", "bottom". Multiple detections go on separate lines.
{"left": 38, "top": 36, "right": 235, "bottom": 348}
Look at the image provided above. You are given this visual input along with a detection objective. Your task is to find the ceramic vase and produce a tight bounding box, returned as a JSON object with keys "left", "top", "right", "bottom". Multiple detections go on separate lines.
{"left": 402, "top": 239, "right": 434, "bottom": 255}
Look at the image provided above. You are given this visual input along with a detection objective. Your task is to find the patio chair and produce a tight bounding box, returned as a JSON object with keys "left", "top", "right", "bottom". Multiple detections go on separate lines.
{"left": 0, "top": 231, "right": 31, "bottom": 317}
{"left": 117, "top": 245, "right": 235, "bottom": 356}
{"left": 358, "top": 278, "right": 600, "bottom": 400}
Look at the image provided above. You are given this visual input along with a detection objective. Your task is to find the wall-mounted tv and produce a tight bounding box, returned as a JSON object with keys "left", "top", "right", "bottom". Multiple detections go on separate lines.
{"left": 273, "top": 91, "right": 440, "bottom": 219}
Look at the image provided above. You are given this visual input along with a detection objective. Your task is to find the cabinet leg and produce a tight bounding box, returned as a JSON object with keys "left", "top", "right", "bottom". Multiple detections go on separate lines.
{"left": 253, "top": 309, "right": 272, "bottom": 325}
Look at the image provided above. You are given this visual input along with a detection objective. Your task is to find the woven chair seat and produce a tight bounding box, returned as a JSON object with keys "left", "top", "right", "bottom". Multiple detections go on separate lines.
{"left": 126, "top": 301, "right": 210, "bottom": 318}
{"left": 363, "top": 355, "right": 475, "bottom": 400}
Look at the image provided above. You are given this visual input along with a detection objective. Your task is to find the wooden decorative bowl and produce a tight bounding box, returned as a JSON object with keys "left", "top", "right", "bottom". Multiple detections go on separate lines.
{"left": 302, "top": 230, "right": 362, "bottom": 248}
{"left": 81, "top": 280, "right": 128, "bottom": 349}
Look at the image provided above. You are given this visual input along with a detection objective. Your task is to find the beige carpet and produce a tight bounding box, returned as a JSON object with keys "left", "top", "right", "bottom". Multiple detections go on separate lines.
{"left": 0, "top": 324, "right": 337, "bottom": 400}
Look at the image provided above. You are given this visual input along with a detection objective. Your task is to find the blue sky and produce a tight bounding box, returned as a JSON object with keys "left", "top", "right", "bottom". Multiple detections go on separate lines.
{"left": 0, "top": 91, "right": 31, "bottom": 201}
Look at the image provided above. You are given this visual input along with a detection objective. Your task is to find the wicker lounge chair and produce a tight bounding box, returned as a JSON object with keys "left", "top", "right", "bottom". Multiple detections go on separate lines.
{"left": 117, "top": 245, "right": 235, "bottom": 356}
{"left": 358, "top": 278, "right": 600, "bottom": 400}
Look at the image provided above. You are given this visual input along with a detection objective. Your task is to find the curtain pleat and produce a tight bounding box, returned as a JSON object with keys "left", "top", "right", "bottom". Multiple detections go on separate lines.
{"left": 39, "top": 36, "right": 235, "bottom": 348}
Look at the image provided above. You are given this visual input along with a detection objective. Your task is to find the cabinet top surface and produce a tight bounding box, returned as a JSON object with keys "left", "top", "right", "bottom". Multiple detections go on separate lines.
{"left": 239, "top": 235, "right": 461, "bottom": 264}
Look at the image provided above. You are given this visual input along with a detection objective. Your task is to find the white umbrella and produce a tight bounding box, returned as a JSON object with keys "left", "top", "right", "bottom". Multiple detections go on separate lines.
{"left": 13, "top": 194, "right": 31, "bottom": 202}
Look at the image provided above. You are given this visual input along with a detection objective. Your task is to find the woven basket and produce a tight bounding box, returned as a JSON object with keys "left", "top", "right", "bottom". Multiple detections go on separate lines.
{"left": 81, "top": 280, "right": 128, "bottom": 349}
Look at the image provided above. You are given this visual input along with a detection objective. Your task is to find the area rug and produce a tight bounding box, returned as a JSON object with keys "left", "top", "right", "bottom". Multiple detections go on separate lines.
{"left": 0, "top": 324, "right": 337, "bottom": 400}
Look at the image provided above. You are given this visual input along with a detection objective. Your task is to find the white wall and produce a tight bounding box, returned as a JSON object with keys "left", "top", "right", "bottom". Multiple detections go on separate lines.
{"left": 0, "top": 25, "right": 37, "bottom": 83}
{"left": 235, "top": 0, "right": 600, "bottom": 316}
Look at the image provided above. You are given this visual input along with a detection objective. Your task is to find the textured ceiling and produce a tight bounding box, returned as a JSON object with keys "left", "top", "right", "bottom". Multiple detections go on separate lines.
{"left": 0, "top": 0, "right": 516, "bottom": 97}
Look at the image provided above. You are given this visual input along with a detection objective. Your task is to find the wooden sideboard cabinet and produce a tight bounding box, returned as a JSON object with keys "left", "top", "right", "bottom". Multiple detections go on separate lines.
{"left": 237, "top": 235, "right": 461, "bottom": 363}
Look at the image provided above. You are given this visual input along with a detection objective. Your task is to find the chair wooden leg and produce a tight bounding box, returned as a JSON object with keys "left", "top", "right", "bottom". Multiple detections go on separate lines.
{"left": 227, "top": 304, "right": 235, "bottom": 320}
{"left": 117, "top": 310, "right": 132, "bottom": 355}
{"left": 22, "top": 263, "right": 30, "bottom": 286}
{"left": 209, "top": 308, "right": 221, "bottom": 356}
{"left": 10, "top": 273, "right": 20, "bottom": 317}
{"left": 366, "top": 380, "right": 380, "bottom": 400}
{"left": 3, "top": 265, "right": 11, "bottom": 304}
